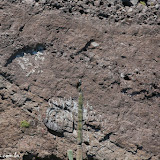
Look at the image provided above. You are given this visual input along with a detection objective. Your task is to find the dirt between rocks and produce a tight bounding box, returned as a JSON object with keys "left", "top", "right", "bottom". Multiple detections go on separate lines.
{"left": 0, "top": 0, "right": 160, "bottom": 160}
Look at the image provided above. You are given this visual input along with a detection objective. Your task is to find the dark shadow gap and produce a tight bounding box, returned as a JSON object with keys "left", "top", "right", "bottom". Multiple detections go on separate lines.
{"left": 23, "top": 152, "right": 62, "bottom": 160}
{"left": 99, "top": 132, "right": 112, "bottom": 142}
{"left": 47, "top": 128, "right": 64, "bottom": 137}
{"left": 75, "top": 39, "right": 94, "bottom": 55}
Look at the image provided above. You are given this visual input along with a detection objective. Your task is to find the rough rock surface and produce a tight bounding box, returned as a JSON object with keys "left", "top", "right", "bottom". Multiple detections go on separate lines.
{"left": 0, "top": 0, "right": 160, "bottom": 160}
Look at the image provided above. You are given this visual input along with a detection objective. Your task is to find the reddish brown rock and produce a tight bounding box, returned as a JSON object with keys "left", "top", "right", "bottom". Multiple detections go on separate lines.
{"left": 0, "top": 1, "right": 160, "bottom": 160}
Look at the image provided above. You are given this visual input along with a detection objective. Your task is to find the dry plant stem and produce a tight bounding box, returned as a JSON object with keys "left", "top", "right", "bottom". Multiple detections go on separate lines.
{"left": 67, "top": 149, "right": 73, "bottom": 160}
{"left": 76, "top": 87, "right": 83, "bottom": 160}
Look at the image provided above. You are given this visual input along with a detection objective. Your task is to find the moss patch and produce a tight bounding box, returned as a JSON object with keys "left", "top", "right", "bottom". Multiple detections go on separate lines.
{"left": 139, "top": 1, "right": 146, "bottom": 5}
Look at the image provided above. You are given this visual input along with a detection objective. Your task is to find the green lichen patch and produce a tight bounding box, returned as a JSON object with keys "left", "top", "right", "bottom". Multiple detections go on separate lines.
{"left": 20, "top": 120, "right": 30, "bottom": 128}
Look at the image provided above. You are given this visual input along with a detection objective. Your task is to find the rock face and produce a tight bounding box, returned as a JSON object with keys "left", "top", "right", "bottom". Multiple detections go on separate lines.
{"left": 0, "top": 0, "right": 160, "bottom": 160}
